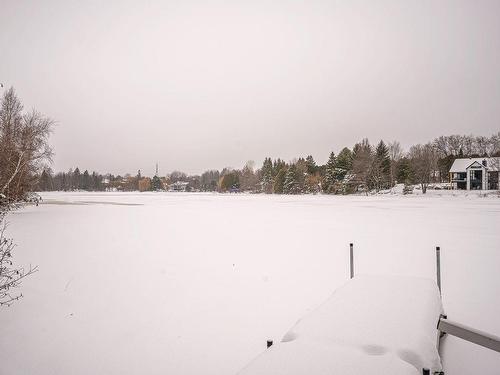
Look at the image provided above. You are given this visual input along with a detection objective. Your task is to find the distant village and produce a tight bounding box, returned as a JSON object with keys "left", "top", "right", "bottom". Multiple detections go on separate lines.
{"left": 37, "top": 133, "right": 500, "bottom": 195}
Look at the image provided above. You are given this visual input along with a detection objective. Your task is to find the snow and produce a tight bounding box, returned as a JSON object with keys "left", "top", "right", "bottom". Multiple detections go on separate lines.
{"left": 239, "top": 339, "right": 420, "bottom": 375}
{"left": 1, "top": 191, "right": 499, "bottom": 375}
{"left": 239, "top": 275, "right": 443, "bottom": 374}
{"left": 449, "top": 157, "right": 500, "bottom": 172}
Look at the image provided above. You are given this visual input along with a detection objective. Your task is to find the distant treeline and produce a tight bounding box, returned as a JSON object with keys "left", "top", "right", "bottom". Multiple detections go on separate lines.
{"left": 37, "top": 133, "right": 500, "bottom": 195}
{"left": 3, "top": 86, "right": 500, "bottom": 202}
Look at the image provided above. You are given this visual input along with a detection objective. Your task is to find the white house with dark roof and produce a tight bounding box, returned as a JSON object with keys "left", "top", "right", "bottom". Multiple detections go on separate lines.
{"left": 449, "top": 157, "right": 500, "bottom": 190}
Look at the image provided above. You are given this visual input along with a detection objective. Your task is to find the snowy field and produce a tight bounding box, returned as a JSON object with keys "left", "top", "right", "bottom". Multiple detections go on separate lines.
{"left": 1, "top": 191, "right": 499, "bottom": 375}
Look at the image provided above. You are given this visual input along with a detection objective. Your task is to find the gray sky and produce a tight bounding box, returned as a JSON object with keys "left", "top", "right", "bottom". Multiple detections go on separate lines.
{"left": 1, "top": 0, "right": 499, "bottom": 175}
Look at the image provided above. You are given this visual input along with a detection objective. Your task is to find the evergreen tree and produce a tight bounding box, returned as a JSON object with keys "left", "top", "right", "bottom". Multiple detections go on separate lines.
{"left": 397, "top": 157, "right": 412, "bottom": 184}
{"left": 272, "top": 158, "right": 286, "bottom": 177}
{"left": 305, "top": 155, "right": 316, "bottom": 175}
{"left": 273, "top": 167, "right": 287, "bottom": 194}
{"left": 323, "top": 152, "right": 337, "bottom": 193}
{"left": 296, "top": 158, "right": 307, "bottom": 192}
{"left": 151, "top": 175, "right": 162, "bottom": 191}
{"left": 73, "top": 167, "right": 81, "bottom": 190}
{"left": 82, "top": 170, "right": 90, "bottom": 191}
{"left": 38, "top": 169, "right": 53, "bottom": 191}
{"left": 283, "top": 164, "right": 301, "bottom": 194}
{"left": 92, "top": 172, "right": 102, "bottom": 191}
{"left": 372, "top": 140, "right": 391, "bottom": 190}
{"left": 260, "top": 157, "right": 273, "bottom": 193}
{"left": 351, "top": 139, "right": 373, "bottom": 191}
{"left": 335, "top": 147, "right": 352, "bottom": 181}
{"left": 61, "top": 173, "right": 67, "bottom": 191}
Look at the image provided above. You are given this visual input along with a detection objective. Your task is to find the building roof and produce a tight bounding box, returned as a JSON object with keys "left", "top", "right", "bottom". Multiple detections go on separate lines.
{"left": 170, "top": 181, "right": 189, "bottom": 186}
{"left": 449, "top": 157, "right": 500, "bottom": 173}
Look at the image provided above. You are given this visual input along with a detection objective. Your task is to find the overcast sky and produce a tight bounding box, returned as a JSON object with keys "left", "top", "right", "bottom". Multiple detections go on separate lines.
{"left": 1, "top": 0, "right": 499, "bottom": 175}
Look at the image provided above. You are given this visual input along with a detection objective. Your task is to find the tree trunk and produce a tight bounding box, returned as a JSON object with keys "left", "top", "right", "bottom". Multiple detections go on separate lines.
{"left": 1, "top": 152, "right": 24, "bottom": 195}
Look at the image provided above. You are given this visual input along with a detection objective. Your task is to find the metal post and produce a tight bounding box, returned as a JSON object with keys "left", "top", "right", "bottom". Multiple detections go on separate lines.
{"left": 436, "top": 246, "right": 441, "bottom": 294}
{"left": 437, "top": 314, "right": 448, "bottom": 351}
{"left": 349, "top": 243, "right": 354, "bottom": 279}
{"left": 422, "top": 369, "right": 430, "bottom": 375}
{"left": 438, "top": 318, "right": 500, "bottom": 353}
{"left": 266, "top": 340, "right": 273, "bottom": 348}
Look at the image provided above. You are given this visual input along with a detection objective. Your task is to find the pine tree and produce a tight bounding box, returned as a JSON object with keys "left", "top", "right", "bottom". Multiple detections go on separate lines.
{"left": 260, "top": 157, "right": 273, "bottom": 193}
{"left": 151, "top": 175, "right": 162, "bottom": 191}
{"left": 92, "top": 172, "right": 101, "bottom": 191}
{"left": 372, "top": 140, "right": 391, "bottom": 191}
{"left": 61, "top": 173, "right": 67, "bottom": 191}
{"left": 82, "top": 170, "right": 90, "bottom": 191}
{"left": 38, "top": 169, "right": 53, "bottom": 191}
{"left": 323, "top": 152, "right": 336, "bottom": 193}
{"left": 273, "top": 167, "right": 287, "bottom": 194}
{"left": 397, "top": 157, "right": 412, "bottom": 184}
{"left": 305, "top": 155, "right": 316, "bottom": 175}
{"left": 335, "top": 147, "right": 352, "bottom": 181}
{"left": 73, "top": 167, "right": 81, "bottom": 190}
{"left": 272, "top": 158, "right": 286, "bottom": 177}
{"left": 283, "top": 164, "right": 301, "bottom": 194}
{"left": 351, "top": 139, "right": 373, "bottom": 191}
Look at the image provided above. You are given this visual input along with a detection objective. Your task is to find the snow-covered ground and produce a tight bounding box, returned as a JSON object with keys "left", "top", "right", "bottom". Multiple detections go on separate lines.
{"left": 1, "top": 191, "right": 499, "bottom": 375}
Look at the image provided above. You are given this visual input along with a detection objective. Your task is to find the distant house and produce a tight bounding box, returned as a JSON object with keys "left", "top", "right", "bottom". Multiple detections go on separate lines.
{"left": 449, "top": 157, "right": 499, "bottom": 190}
{"left": 169, "top": 181, "right": 189, "bottom": 192}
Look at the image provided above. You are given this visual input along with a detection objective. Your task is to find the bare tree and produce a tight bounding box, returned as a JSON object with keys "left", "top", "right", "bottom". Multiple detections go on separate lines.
{"left": 169, "top": 171, "right": 188, "bottom": 183}
{"left": 409, "top": 143, "right": 438, "bottom": 194}
{"left": 388, "top": 141, "right": 403, "bottom": 186}
{"left": 239, "top": 161, "right": 258, "bottom": 192}
{"left": 492, "top": 132, "right": 500, "bottom": 156}
{"left": 447, "top": 135, "right": 464, "bottom": 156}
{"left": 0, "top": 88, "right": 54, "bottom": 203}
{"left": 474, "top": 135, "right": 496, "bottom": 157}
{"left": 0, "top": 212, "right": 37, "bottom": 306}
{"left": 461, "top": 135, "right": 475, "bottom": 156}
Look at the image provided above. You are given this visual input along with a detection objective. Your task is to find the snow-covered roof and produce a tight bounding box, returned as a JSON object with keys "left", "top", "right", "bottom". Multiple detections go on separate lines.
{"left": 170, "top": 181, "right": 189, "bottom": 186}
{"left": 449, "top": 157, "right": 500, "bottom": 173}
{"left": 239, "top": 275, "right": 443, "bottom": 375}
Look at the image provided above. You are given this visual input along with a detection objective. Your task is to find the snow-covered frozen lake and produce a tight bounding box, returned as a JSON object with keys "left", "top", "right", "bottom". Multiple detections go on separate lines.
{"left": 1, "top": 192, "right": 499, "bottom": 375}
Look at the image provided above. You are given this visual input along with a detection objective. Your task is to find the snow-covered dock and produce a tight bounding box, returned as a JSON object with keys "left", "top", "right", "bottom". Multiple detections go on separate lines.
{"left": 239, "top": 275, "right": 443, "bottom": 374}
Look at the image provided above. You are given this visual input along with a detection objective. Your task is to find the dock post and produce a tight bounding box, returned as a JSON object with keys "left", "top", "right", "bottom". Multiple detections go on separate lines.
{"left": 436, "top": 246, "right": 441, "bottom": 294}
{"left": 267, "top": 340, "right": 273, "bottom": 348}
{"left": 422, "top": 369, "right": 430, "bottom": 375}
{"left": 349, "top": 243, "right": 354, "bottom": 279}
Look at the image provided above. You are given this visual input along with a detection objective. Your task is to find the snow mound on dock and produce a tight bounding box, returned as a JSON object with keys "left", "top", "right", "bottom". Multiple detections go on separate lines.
{"left": 239, "top": 275, "right": 443, "bottom": 374}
